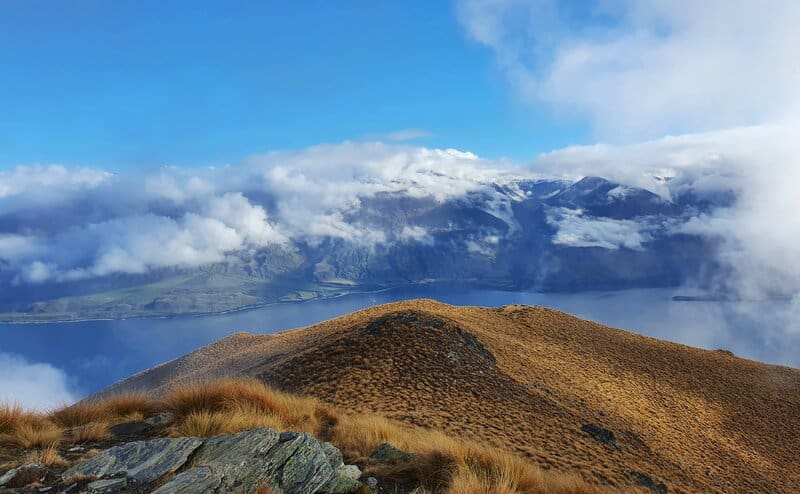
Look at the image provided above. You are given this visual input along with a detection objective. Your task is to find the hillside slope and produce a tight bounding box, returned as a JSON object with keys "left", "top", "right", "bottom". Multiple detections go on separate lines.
{"left": 102, "top": 300, "right": 800, "bottom": 493}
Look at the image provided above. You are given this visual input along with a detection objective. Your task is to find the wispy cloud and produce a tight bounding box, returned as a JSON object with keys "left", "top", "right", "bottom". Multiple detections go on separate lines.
{"left": 457, "top": 0, "right": 800, "bottom": 139}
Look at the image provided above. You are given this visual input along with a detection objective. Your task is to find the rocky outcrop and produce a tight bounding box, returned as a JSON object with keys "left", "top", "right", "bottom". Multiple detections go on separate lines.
{"left": 627, "top": 470, "right": 668, "bottom": 494}
{"left": 581, "top": 423, "right": 619, "bottom": 449}
{"left": 62, "top": 428, "right": 362, "bottom": 494}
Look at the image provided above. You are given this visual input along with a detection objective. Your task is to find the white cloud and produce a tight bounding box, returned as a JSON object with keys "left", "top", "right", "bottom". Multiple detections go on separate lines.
{"left": 0, "top": 142, "right": 535, "bottom": 281}
{"left": 536, "top": 124, "right": 800, "bottom": 298}
{"left": 0, "top": 353, "right": 77, "bottom": 410}
{"left": 400, "top": 225, "right": 434, "bottom": 245}
{"left": 0, "top": 164, "right": 111, "bottom": 199}
{"left": 457, "top": 0, "right": 800, "bottom": 139}
{"left": 548, "top": 208, "right": 654, "bottom": 250}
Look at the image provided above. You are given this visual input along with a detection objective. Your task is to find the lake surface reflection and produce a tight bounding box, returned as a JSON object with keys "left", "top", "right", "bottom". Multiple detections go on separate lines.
{"left": 1, "top": 286, "right": 798, "bottom": 399}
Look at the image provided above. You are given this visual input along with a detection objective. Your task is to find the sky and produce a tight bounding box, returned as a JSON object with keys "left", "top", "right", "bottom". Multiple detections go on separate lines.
{"left": 0, "top": 0, "right": 589, "bottom": 170}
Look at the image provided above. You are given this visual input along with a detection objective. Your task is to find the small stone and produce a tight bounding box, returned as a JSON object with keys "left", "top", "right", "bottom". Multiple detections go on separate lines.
{"left": 59, "top": 482, "right": 78, "bottom": 493}
{"left": 108, "top": 420, "right": 150, "bottom": 438}
{"left": 143, "top": 412, "right": 174, "bottom": 426}
{"left": 369, "top": 443, "right": 415, "bottom": 463}
{"left": 87, "top": 477, "right": 127, "bottom": 493}
{"left": 367, "top": 476, "right": 379, "bottom": 488}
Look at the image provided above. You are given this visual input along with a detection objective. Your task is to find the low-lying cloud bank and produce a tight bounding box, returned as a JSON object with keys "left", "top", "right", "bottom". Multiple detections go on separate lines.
{"left": 0, "top": 132, "right": 797, "bottom": 308}
{"left": 0, "top": 352, "right": 78, "bottom": 410}
{"left": 0, "top": 143, "right": 530, "bottom": 284}
{"left": 536, "top": 124, "right": 800, "bottom": 299}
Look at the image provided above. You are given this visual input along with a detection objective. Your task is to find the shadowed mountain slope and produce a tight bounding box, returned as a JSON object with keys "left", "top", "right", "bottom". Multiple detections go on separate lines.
{"left": 102, "top": 300, "right": 800, "bottom": 493}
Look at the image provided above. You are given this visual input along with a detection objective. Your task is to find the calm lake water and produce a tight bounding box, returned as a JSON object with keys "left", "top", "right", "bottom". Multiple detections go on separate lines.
{"left": 1, "top": 286, "right": 798, "bottom": 401}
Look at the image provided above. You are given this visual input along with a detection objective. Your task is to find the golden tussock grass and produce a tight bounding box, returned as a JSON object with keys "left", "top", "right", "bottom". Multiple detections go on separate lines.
{"left": 25, "top": 445, "right": 69, "bottom": 467}
{"left": 252, "top": 483, "right": 274, "bottom": 494}
{"left": 68, "top": 422, "right": 112, "bottom": 443}
{"left": 0, "top": 420, "right": 63, "bottom": 449}
{"left": 50, "top": 393, "right": 158, "bottom": 428}
{"left": 164, "top": 378, "right": 332, "bottom": 435}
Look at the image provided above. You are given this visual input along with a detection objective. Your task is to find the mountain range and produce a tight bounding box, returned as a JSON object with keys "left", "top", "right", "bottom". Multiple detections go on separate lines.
{"left": 0, "top": 174, "right": 730, "bottom": 322}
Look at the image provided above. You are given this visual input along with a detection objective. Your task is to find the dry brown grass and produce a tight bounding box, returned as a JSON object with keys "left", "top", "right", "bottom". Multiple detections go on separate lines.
{"left": 50, "top": 393, "right": 157, "bottom": 428}
{"left": 68, "top": 422, "right": 112, "bottom": 443}
{"left": 25, "top": 445, "right": 69, "bottom": 467}
{"left": 164, "top": 378, "right": 331, "bottom": 435}
{"left": 10, "top": 300, "right": 800, "bottom": 491}
{"left": 252, "top": 483, "right": 274, "bottom": 494}
{"left": 172, "top": 407, "right": 285, "bottom": 437}
{"left": 1, "top": 420, "right": 63, "bottom": 449}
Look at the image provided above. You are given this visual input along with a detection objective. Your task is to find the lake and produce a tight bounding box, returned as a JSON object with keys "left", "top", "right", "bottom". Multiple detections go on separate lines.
{"left": 1, "top": 286, "right": 798, "bottom": 404}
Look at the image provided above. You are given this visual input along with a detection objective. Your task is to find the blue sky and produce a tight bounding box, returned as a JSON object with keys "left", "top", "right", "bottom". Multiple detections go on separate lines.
{"left": 0, "top": 1, "right": 587, "bottom": 171}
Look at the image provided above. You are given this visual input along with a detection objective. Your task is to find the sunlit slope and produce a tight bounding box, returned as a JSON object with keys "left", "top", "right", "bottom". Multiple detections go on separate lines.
{"left": 103, "top": 299, "right": 800, "bottom": 493}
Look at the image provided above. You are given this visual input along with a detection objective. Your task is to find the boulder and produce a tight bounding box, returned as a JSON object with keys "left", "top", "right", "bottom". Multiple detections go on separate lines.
{"left": 319, "top": 441, "right": 361, "bottom": 493}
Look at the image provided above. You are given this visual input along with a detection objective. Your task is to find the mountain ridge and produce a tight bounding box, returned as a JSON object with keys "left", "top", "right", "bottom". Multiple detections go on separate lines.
{"left": 100, "top": 299, "right": 800, "bottom": 493}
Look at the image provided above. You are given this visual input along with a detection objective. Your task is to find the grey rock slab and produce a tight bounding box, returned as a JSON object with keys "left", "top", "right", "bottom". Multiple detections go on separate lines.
{"left": 87, "top": 477, "right": 127, "bottom": 493}
{"left": 62, "top": 437, "right": 203, "bottom": 484}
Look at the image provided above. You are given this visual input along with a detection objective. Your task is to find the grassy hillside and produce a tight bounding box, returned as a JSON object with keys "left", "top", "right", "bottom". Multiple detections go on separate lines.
{"left": 102, "top": 299, "right": 800, "bottom": 493}
{"left": 1, "top": 379, "right": 613, "bottom": 493}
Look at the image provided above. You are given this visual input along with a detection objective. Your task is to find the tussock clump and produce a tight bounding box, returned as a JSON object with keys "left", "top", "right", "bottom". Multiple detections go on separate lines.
{"left": 172, "top": 407, "right": 285, "bottom": 437}
{"left": 69, "top": 422, "right": 112, "bottom": 443}
{"left": 50, "top": 393, "right": 158, "bottom": 428}
{"left": 164, "top": 378, "right": 330, "bottom": 435}
{"left": 1, "top": 421, "right": 63, "bottom": 449}
{"left": 26, "top": 445, "right": 69, "bottom": 467}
